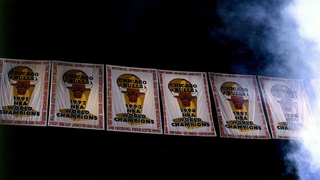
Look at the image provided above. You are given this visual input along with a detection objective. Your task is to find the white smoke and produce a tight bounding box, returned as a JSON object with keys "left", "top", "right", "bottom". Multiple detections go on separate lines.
{"left": 213, "top": 0, "right": 314, "bottom": 78}
{"left": 288, "top": 0, "right": 320, "bottom": 51}
{"left": 215, "top": 0, "right": 320, "bottom": 179}
{"left": 287, "top": 0, "right": 320, "bottom": 77}
{"left": 283, "top": 1, "right": 320, "bottom": 179}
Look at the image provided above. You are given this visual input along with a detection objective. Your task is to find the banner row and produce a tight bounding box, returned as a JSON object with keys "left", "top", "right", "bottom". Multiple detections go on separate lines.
{"left": 0, "top": 58, "right": 317, "bottom": 140}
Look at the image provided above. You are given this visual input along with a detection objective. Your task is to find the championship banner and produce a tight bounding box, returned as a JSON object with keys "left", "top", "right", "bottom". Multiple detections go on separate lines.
{"left": 0, "top": 58, "right": 51, "bottom": 126}
{"left": 258, "top": 76, "right": 316, "bottom": 139}
{"left": 49, "top": 61, "right": 104, "bottom": 130}
{"left": 209, "top": 73, "right": 271, "bottom": 139}
{"left": 310, "top": 79, "right": 320, "bottom": 111}
{"left": 158, "top": 70, "right": 216, "bottom": 136}
{"left": 106, "top": 65, "right": 162, "bottom": 134}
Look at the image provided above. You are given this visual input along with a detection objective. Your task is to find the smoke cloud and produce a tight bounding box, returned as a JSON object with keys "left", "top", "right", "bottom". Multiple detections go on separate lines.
{"left": 213, "top": 0, "right": 316, "bottom": 79}
{"left": 214, "top": 0, "right": 320, "bottom": 179}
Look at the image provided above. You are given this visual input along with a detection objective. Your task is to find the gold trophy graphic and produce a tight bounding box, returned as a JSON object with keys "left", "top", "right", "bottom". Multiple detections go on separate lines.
{"left": 169, "top": 78, "right": 209, "bottom": 129}
{"left": 221, "top": 82, "right": 259, "bottom": 132}
{"left": 3, "top": 66, "right": 39, "bottom": 118}
{"left": 59, "top": 69, "right": 97, "bottom": 121}
{"left": 271, "top": 85, "right": 301, "bottom": 130}
{"left": 115, "top": 73, "right": 153, "bottom": 126}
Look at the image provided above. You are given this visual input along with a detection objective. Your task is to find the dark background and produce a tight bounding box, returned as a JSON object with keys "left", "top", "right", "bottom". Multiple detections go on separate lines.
{"left": 0, "top": 0, "right": 296, "bottom": 179}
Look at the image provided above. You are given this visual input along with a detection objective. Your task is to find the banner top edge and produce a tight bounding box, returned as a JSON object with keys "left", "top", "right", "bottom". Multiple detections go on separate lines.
{"left": 257, "top": 75, "right": 303, "bottom": 81}
{"left": 208, "top": 72, "right": 256, "bottom": 77}
{"left": 0, "top": 58, "right": 52, "bottom": 63}
{"left": 106, "top": 64, "right": 158, "bottom": 71}
{"left": 52, "top": 60, "right": 104, "bottom": 66}
{"left": 158, "top": 69, "right": 207, "bottom": 74}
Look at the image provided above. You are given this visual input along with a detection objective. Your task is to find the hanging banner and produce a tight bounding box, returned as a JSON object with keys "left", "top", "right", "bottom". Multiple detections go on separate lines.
{"left": 258, "top": 76, "right": 316, "bottom": 139}
{"left": 209, "top": 73, "right": 271, "bottom": 139}
{"left": 49, "top": 61, "right": 104, "bottom": 130}
{"left": 158, "top": 70, "right": 216, "bottom": 136}
{"left": 106, "top": 65, "right": 162, "bottom": 134}
{"left": 310, "top": 79, "right": 320, "bottom": 112}
{"left": 0, "top": 58, "right": 50, "bottom": 126}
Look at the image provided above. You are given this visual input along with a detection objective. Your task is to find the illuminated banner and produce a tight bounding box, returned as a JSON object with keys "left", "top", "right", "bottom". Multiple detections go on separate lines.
{"left": 209, "top": 73, "right": 271, "bottom": 139}
{"left": 49, "top": 61, "right": 104, "bottom": 130}
{"left": 106, "top": 65, "right": 162, "bottom": 134}
{"left": 258, "top": 76, "right": 316, "bottom": 139}
{"left": 311, "top": 79, "right": 320, "bottom": 113}
{"left": 158, "top": 70, "right": 216, "bottom": 136}
{"left": 0, "top": 58, "right": 50, "bottom": 126}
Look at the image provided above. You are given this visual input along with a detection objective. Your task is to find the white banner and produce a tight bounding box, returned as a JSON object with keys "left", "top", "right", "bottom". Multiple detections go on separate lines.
{"left": 310, "top": 79, "right": 320, "bottom": 113}
{"left": 158, "top": 70, "right": 216, "bottom": 136}
{"left": 0, "top": 58, "right": 51, "bottom": 126}
{"left": 258, "top": 76, "right": 316, "bottom": 139}
{"left": 209, "top": 73, "right": 271, "bottom": 139}
{"left": 49, "top": 61, "right": 104, "bottom": 130}
{"left": 106, "top": 65, "right": 162, "bottom": 134}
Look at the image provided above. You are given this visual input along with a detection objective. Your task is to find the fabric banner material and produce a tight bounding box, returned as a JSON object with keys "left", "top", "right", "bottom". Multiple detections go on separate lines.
{"left": 158, "top": 70, "right": 216, "bottom": 136}
{"left": 0, "top": 58, "right": 51, "bottom": 126}
{"left": 310, "top": 79, "right": 320, "bottom": 112}
{"left": 49, "top": 61, "right": 104, "bottom": 130}
{"left": 209, "top": 73, "right": 271, "bottom": 139}
{"left": 106, "top": 65, "right": 162, "bottom": 134}
{"left": 258, "top": 76, "right": 316, "bottom": 139}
